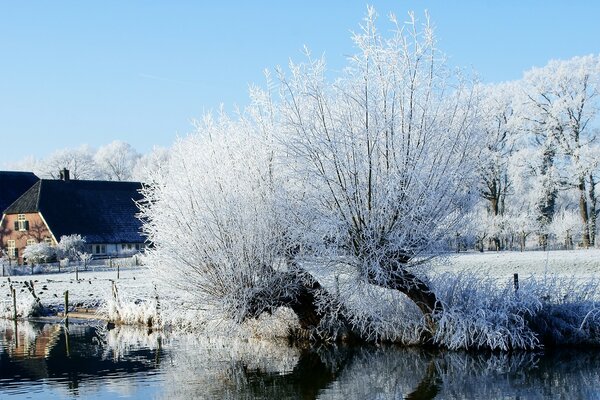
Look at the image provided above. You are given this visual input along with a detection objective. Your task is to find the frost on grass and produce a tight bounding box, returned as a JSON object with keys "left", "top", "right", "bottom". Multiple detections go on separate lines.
{"left": 428, "top": 272, "right": 600, "bottom": 350}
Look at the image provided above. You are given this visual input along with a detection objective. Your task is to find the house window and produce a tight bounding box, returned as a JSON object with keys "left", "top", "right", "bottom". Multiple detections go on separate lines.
{"left": 26, "top": 239, "right": 36, "bottom": 246}
{"left": 94, "top": 244, "right": 106, "bottom": 255}
{"left": 44, "top": 237, "right": 53, "bottom": 246}
{"left": 7, "top": 240, "right": 17, "bottom": 258}
{"left": 15, "top": 214, "right": 29, "bottom": 231}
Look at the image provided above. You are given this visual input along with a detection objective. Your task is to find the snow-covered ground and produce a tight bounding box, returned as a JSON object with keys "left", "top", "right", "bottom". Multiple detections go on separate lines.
{"left": 2, "top": 249, "right": 599, "bottom": 320}
{"left": 438, "top": 249, "right": 600, "bottom": 280}
{"left": 0, "top": 266, "right": 157, "bottom": 319}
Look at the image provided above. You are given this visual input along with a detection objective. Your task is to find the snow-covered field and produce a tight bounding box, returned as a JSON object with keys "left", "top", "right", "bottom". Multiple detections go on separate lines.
{"left": 438, "top": 249, "right": 600, "bottom": 280}
{"left": 0, "top": 266, "right": 157, "bottom": 319}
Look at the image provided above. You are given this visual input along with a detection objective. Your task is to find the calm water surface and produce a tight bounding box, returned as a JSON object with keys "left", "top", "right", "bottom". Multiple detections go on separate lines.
{"left": 1, "top": 320, "right": 599, "bottom": 399}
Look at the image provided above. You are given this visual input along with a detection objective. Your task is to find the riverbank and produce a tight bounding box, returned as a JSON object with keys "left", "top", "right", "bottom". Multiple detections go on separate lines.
{"left": 2, "top": 249, "right": 600, "bottom": 349}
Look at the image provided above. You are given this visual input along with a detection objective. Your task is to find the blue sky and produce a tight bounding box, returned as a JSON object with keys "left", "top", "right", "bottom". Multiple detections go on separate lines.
{"left": 1, "top": 1, "right": 599, "bottom": 165}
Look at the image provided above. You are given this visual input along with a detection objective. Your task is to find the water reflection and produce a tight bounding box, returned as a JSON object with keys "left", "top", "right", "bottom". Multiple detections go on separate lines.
{"left": 1, "top": 320, "right": 600, "bottom": 399}
{"left": 0, "top": 320, "right": 162, "bottom": 398}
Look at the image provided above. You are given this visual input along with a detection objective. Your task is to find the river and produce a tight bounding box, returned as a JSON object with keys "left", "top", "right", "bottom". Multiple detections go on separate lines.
{"left": 1, "top": 320, "right": 599, "bottom": 399}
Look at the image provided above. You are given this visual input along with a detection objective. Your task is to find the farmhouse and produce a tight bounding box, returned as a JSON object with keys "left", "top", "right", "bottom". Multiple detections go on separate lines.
{"left": 0, "top": 169, "right": 145, "bottom": 264}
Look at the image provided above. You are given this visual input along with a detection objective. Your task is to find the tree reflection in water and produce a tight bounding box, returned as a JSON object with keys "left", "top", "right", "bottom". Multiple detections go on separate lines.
{"left": 2, "top": 320, "right": 600, "bottom": 399}
{"left": 159, "top": 338, "right": 600, "bottom": 400}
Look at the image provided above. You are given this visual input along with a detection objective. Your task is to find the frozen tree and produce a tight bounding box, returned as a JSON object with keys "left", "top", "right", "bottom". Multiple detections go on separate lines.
{"left": 522, "top": 55, "right": 600, "bottom": 247}
{"left": 37, "top": 145, "right": 99, "bottom": 180}
{"left": 23, "top": 242, "right": 54, "bottom": 265}
{"left": 549, "top": 209, "right": 582, "bottom": 249}
{"left": 94, "top": 140, "right": 141, "bottom": 181}
{"left": 477, "top": 82, "right": 520, "bottom": 217}
{"left": 3, "top": 155, "right": 41, "bottom": 174}
{"left": 56, "top": 234, "right": 86, "bottom": 261}
{"left": 476, "top": 82, "right": 522, "bottom": 249}
{"left": 131, "top": 146, "right": 170, "bottom": 182}
{"left": 139, "top": 111, "right": 299, "bottom": 324}
{"left": 276, "top": 9, "right": 481, "bottom": 320}
{"left": 77, "top": 251, "right": 93, "bottom": 270}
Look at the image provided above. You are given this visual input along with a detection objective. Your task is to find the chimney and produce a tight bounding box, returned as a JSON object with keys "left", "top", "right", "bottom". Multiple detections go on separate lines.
{"left": 59, "top": 168, "right": 70, "bottom": 181}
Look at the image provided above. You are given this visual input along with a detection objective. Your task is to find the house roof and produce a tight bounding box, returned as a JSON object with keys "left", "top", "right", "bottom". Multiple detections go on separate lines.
{"left": 0, "top": 171, "right": 39, "bottom": 213}
{"left": 5, "top": 179, "right": 145, "bottom": 244}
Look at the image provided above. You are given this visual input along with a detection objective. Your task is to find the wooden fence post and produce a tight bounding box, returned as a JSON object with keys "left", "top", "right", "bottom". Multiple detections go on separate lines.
{"left": 12, "top": 287, "right": 17, "bottom": 321}
{"left": 513, "top": 273, "right": 519, "bottom": 293}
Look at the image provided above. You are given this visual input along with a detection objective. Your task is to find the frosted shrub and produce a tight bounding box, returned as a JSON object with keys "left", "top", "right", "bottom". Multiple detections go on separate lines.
{"left": 430, "top": 273, "right": 541, "bottom": 350}
{"left": 428, "top": 272, "right": 600, "bottom": 350}
{"left": 523, "top": 276, "right": 600, "bottom": 345}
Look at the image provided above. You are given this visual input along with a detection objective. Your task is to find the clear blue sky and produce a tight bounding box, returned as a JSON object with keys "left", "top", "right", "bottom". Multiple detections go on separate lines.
{"left": 1, "top": 1, "right": 599, "bottom": 165}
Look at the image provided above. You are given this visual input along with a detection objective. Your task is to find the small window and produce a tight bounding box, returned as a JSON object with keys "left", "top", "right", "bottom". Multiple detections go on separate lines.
{"left": 44, "top": 237, "right": 53, "bottom": 246}
{"left": 7, "top": 240, "right": 17, "bottom": 258}
{"left": 16, "top": 214, "right": 29, "bottom": 231}
{"left": 26, "top": 239, "right": 36, "bottom": 246}
{"left": 94, "top": 244, "right": 106, "bottom": 255}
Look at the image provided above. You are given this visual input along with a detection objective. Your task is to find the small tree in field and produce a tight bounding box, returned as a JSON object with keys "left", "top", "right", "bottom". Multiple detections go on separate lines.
{"left": 57, "top": 234, "right": 86, "bottom": 262}
{"left": 23, "top": 242, "right": 55, "bottom": 273}
{"left": 78, "top": 251, "right": 93, "bottom": 271}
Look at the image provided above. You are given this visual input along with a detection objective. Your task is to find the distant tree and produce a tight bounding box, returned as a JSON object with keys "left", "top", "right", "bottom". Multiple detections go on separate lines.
{"left": 57, "top": 234, "right": 86, "bottom": 261}
{"left": 549, "top": 209, "right": 582, "bottom": 249}
{"left": 94, "top": 140, "right": 140, "bottom": 181}
{"left": 77, "top": 251, "right": 93, "bottom": 270}
{"left": 477, "top": 82, "right": 521, "bottom": 219}
{"left": 522, "top": 55, "right": 600, "bottom": 247}
{"left": 37, "top": 145, "right": 99, "bottom": 180}
{"left": 131, "top": 146, "right": 170, "bottom": 182}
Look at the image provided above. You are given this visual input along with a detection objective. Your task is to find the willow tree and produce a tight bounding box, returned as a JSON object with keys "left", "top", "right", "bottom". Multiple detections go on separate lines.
{"left": 141, "top": 9, "right": 482, "bottom": 340}
{"left": 276, "top": 9, "right": 481, "bottom": 318}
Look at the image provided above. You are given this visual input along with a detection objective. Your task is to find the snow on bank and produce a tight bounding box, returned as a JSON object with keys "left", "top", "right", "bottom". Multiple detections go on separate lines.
{"left": 2, "top": 250, "right": 600, "bottom": 349}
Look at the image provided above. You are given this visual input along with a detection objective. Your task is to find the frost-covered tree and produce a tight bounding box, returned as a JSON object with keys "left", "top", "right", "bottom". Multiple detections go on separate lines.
{"left": 38, "top": 145, "right": 99, "bottom": 180}
{"left": 23, "top": 242, "right": 54, "bottom": 265}
{"left": 94, "top": 140, "right": 140, "bottom": 181}
{"left": 522, "top": 55, "right": 600, "bottom": 247}
{"left": 476, "top": 82, "right": 522, "bottom": 250}
{"left": 56, "top": 234, "right": 86, "bottom": 261}
{"left": 140, "top": 111, "right": 303, "bottom": 324}
{"left": 142, "top": 9, "right": 481, "bottom": 340}
{"left": 276, "top": 9, "right": 481, "bottom": 317}
{"left": 477, "top": 82, "right": 520, "bottom": 217}
{"left": 549, "top": 209, "right": 582, "bottom": 249}
{"left": 131, "top": 146, "right": 170, "bottom": 182}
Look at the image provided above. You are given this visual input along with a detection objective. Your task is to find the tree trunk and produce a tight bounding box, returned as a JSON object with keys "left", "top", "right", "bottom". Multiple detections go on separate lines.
{"left": 578, "top": 176, "right": 591, "bottom": 248}
{"left": 589, "top": 174, "right": 597, "bottom": 247}
{"left": 244, "top": 268, "right": 353, "bottom": 341}
{"left": 520, "top": 232, "right": 526, "bottom": 252}
{"left": 366, "top": 263, "right": 442, "bottom": 316}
